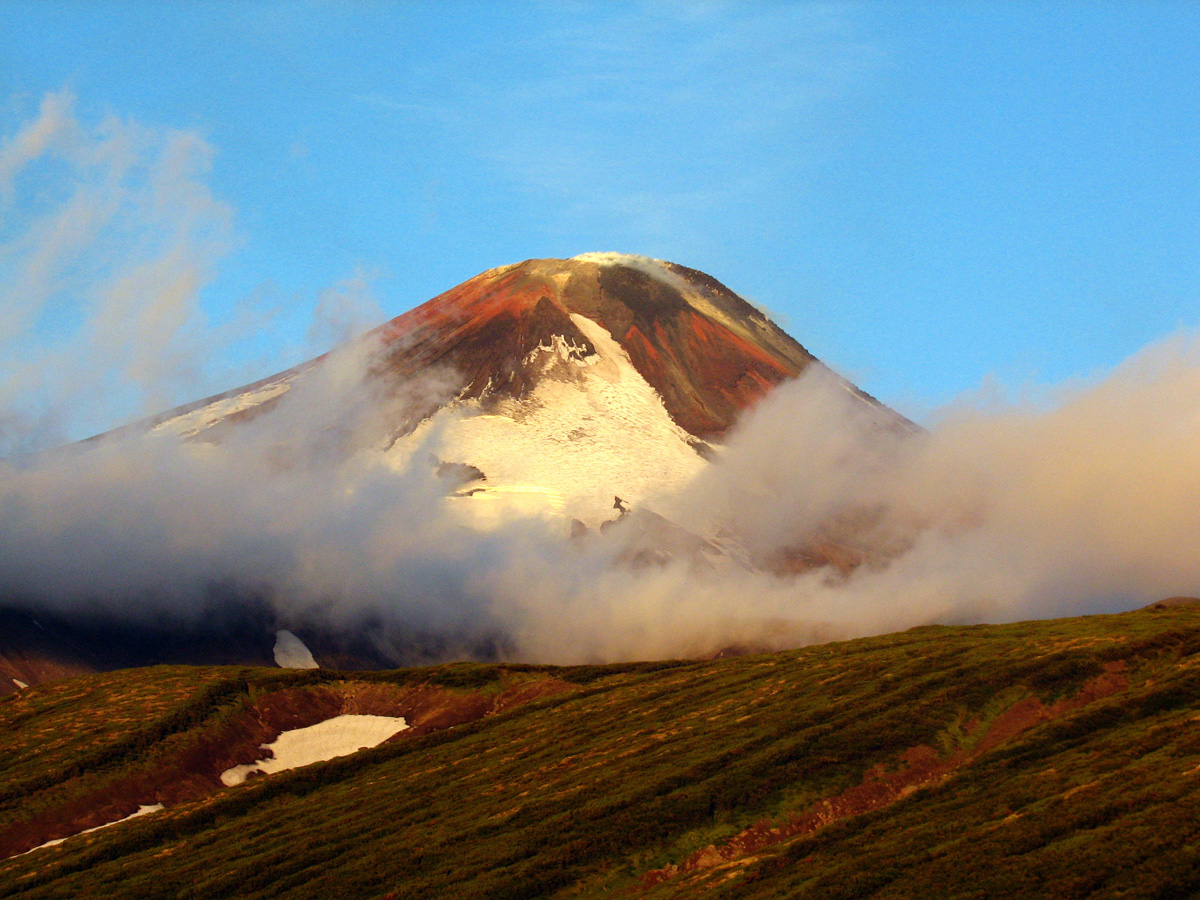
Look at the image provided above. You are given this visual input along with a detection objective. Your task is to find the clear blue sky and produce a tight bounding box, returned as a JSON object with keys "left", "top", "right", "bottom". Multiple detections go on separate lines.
{"left": 2, "top": 1, "right": 1199, "bottom": 441}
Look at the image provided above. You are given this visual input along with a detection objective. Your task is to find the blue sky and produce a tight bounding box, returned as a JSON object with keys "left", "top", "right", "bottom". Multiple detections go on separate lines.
{"left": 2, "top": 1, "right": 1199, "bottom": 443}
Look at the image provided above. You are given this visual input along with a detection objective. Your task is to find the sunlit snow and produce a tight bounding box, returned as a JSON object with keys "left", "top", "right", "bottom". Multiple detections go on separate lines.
{"left": 152, "top": 377, "right": 294, "bottom": 438}
{"left": 273, "top": 629, "right": 319, "bottom": 669}
{"left": 396, "top": 313, "right": 705, "bottom": 527}
{"left": 219, "top": 714, "right": 409, "bottom": 786}
{"left": 147, "top": 279, "right": 712, "bottom": 532}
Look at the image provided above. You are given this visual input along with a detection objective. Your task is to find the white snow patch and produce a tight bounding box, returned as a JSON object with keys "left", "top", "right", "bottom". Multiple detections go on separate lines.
{"left": 522, "top": 333, "right": 593, "bottom": 369}
{"left": 273, "top": 629, "right": 319, "bottom": 669}
{"left": 151, "top": 377, "right": 294, "bottom": 438}
{"left": 10, "top": 679, "right": 27, "bottom": 690}
{"left": 395, "top": 313, "right": 706, "bottom": 527}
{"left": 23, "top": 804, "right": 163, "bottom": 855}
{"left": 219, "top": 714, "right": 409, "bottom": 786}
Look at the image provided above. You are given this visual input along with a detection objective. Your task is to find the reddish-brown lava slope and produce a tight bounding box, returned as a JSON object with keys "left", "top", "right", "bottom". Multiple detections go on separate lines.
{"left": 129, "top": 256, "right": 844, "bottom": 444}
{"left": 364, "top": 257, "right": 820, "bottom": 438}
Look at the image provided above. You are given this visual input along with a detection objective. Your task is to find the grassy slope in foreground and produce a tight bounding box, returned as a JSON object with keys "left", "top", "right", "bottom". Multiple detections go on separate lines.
{"left": 2, "top": 607, "right": 1200, "bottom": 899}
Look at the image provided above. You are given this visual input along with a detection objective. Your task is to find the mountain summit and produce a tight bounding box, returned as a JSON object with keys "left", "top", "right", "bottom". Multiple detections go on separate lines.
{"left": 371, "top": 252, "right": 818, "bottom": 439}
{"left": 146, "top": 253, "right": 899, "bottom": 526}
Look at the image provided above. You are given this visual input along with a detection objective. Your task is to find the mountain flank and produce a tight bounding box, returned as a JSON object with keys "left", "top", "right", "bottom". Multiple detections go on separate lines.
{"left": 144, "top": 254, "right": 833, "bottom": 444}
{"left": 142, "top": 253, "right": 909, "bottom": 461}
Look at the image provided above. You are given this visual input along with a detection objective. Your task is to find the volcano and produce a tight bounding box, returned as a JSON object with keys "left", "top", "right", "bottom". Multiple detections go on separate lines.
{"left": 2, "top": 254, "right": 911, "bottom": 687}
{"left": 143, "top": 253, "right": 906, "bottom": 526}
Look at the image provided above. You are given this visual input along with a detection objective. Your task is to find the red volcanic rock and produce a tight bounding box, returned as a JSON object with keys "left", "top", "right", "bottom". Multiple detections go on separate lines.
{"left": 364, "top": 255, "right": 819, "bottom": 439}
{"left": 135, "top": 255, "right": 847, "bottom": 445}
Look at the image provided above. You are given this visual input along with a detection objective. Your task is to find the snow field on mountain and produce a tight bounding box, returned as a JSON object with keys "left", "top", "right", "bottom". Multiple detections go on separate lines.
{"left": 400, "top": 313, "right": 706, "bottom": 527}
{"left": 219, "top": 715, "right": 409, "bottom": 786}
{"left": 151, "top": 376, "right": 294, "bottom": 438}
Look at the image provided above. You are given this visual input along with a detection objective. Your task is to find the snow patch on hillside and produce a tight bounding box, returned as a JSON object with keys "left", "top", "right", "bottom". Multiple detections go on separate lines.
{"left": 220, "top": 715, "right": 409, "bottom": 786}
{"left": 273, "top": 629, "right": 318, "bottom": 669}
{"left": 24, "top": 804, "right": 163, "bottom": 855}
{"left": 396, "top": 313, "right": 706, "bottom": 527}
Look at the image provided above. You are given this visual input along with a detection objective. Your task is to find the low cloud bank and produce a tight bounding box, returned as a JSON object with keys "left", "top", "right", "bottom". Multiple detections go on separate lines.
{"left": 687, "top": 339, "right": 1200, "bottom": 634}
{"left": 4, "top": 330, "right": 1200, "bottom": 664}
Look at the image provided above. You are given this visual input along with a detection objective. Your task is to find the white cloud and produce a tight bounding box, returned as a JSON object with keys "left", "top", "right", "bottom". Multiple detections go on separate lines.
{"left": 5, "top": 327, "right": 1200, "bottom": 665}
{"left": 0, "top": 89, "right": 76, "bottom": 206}
{"left": 305, "top": 267, "right": 386, "bottom": 355}
{"left": 0, "top": 93, "right": 247, "bottom": 450}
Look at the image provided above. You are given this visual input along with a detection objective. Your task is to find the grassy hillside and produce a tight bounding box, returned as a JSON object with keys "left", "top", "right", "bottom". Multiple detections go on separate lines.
{"left": 2, "top": 606, "right": 1200, "bottom": 899}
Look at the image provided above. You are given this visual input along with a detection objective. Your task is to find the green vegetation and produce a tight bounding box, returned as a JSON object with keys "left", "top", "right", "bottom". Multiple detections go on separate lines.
{"left": 3, "top": 607, "right": 1200, "bottom": 898}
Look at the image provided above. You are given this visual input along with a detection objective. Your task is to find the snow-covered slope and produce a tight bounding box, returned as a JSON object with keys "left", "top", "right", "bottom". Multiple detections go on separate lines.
{"left": 398, "top": 313, "right": 706, "bottom": 526}
{"left": 150, "top": 376, "right": 295, "bottom": 438}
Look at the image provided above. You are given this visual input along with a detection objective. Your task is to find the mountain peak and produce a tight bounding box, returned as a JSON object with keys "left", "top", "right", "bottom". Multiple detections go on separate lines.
{"left": 138, "top": 256, "right": 902, "bottom": 527}
{"left": 369, "top": 255, "right": 816, "bottom": 438}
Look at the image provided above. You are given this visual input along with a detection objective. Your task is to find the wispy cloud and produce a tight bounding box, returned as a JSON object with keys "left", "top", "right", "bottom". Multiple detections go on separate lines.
{"left": 356, "top": 3, "right": 877, "bottom": 250}
{"left": 304, "top": 266, "right": 385, "bottom": 355}
{"left": 0, "top": 91, "right": 244, "bottom": 450}
{"left": 0, "top": 90, "right": 75, "bottom": 207}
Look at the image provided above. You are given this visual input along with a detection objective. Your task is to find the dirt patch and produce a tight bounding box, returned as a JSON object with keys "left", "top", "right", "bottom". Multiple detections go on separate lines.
{"left": 973, "top": 660, "right": 1127, "bottom": 755}
{"left": 641, "top": 664, "right": 1130, "bottom": 892}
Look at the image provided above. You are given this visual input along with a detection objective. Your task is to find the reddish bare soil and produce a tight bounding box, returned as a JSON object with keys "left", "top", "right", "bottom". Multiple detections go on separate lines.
{"left": 640, "top": 662, "right": 1130, "bottom": 891}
